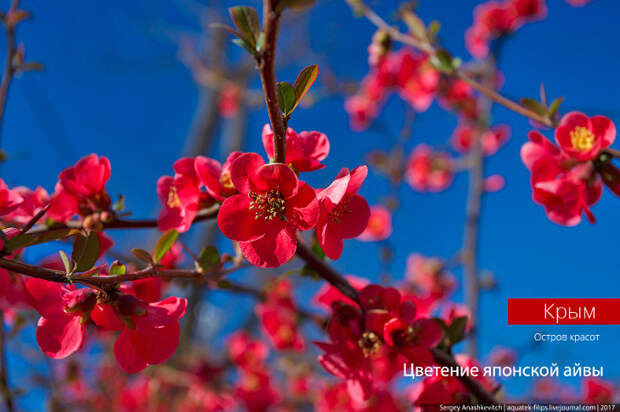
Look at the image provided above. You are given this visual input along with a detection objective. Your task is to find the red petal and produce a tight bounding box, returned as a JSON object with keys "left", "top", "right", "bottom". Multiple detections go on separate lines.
{"left": 230, "top": 153, "right": 265, "bottom": 195}
{"left": 24, "top": 278, "right": 66, "bottom": 319}
{"left": 317, "top": 168, "right": 349, "bottom": 207}
{"left": 285, "top": 182, "right": 319, "bottom": 230}
{"left": 591, "top": 115, "right": 616, "bottom": 148}
{"left": 130, "top": 322, "right": 181, "bottom": 365}
{"left": 239, "top": 226, "right": 297, "bottom": 268}
{"left": 346, "top": 165, "right": 368, "bottom": 195}
{"left": 114, "top": 328, "right": 148, "bottom": 373}
{"left": 195, "top": 156, "right": 224, "bottom": 200}
{"left": 414, "top": 318, "right": 443, "bottom": 348}
{"left": 252, "top": 163, "right": 299, "bottom": 199}
{"left": 317, "top": 220, "right": 344, "bottom": 260}
{"left": 90, "top": 304, "right": 123, "bottom": 331}
{"left": 36, "top": 314, "right": 84, "bottom": 359}
{"left": 298, "top": 130, "right": 330, "bottom": 161}
{"left": 261, "top": 124, "right": 276, "bottom": 160}
{"left": 135, "top": 297, "right": 188, "bottom": 329}
{"left": 217, "top": 194, "right": 267, "bottom": 242}
{"left": 339, "top": 194, "right": 371, "bottom": 239}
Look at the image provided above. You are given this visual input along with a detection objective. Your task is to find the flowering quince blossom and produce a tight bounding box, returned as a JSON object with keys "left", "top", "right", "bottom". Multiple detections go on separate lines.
{"left": 357, "top": 205, "right": 392, "bottom": 241}
{"left": 217, "top": 81, "right": 241, "bottom": 118}
{"left": 157, "top": 157, "right": 214, "bottom": 233}
{"left": 583, "top": 377, "right": 614, "bottom": 403}
{"left": 452, "top": 122, "right": 511, "bottom": 155}
{"left": 315, "top": 166, "right": 371, "bottom": 259}
{"left": 405, "top": 144, "right": 454, "bottom": 193}
{"left": 438, "top": 78, "right": 479, "bottom": 120}
{"left": 216, "top": 152, "right": 319, "bottom": 268}
{"left": 48, "top": 154, "right": 111, "bottom": 222}
{"left": 90, "top": 294, "right": 187, "bottom": 373}
{"left": 24, "top": 278, "right": 97, "bottom": 359}
{"left": 404, "top": 254, "right": 456, "bottom": 313}
{"left": 555, "top": 111, "right": 615, "bottom": 161}
{"left": 316, "top": 284, "right": 442, "bottom": 401}
{"left": 313, "top": 274, "right": 369, "bottom": 310}
{"left": 484, "top": 174, "right": 506, "bottom": 192}
{"left": 261, "top": 124, "right": 330, "bottom": 172}
{"left": 318, "top": 382, "right": 401, "bottom": 412}
{"left": 4, "top": 185, "right": 48, "bottom": 223}
{"left": 466, "top": 0, "right": 547, "bottom": 59}
{"left": 0, "top": 178, "right": 23, "bottom": 217}
{"left": 255, "top": 280, "right": 305, "bottom": 351}
{"left": 521, "top": 112, "right": 617, "bottom": 226}
{"left": 194, "top": 151, "right": 242, "bottom": 201}
{"left": 345, "top": 49, "right": 439, "bottom": 130}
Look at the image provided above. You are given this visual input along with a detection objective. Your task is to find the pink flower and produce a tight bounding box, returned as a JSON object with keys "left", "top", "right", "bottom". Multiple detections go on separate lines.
{"left": 357, "top": 206, "right": 392, "bottom": 241}
{"left": 261, "top": 124, "right": 330, "bottom": 172}
{"left": 194, "top": 152, "right": 242, "bottom": 201}
{"left": 217, "top": 152, "right": 319, "bottom": 267}
{"left": 452, "top": 123, "right": 510, "bottom": 155}
{"left": 405, "top": 144, "right": 454, "bottom": 192}
{"left": 555, "top": 111, "right": 615, "bottom": 161}
{"left": 0, "top": 179, "right": 23, "bottom": 217}
{"left": 315, "top": 166, "right": 371, "bottom": 259}
{"left": 157, "top": 157, "right": 213, "bottom": 233}
{"left": 4, "top": 186, "right": 48, "bottom": 224}
{"left": 24, "top": 279, "right": 97, "bottom": 359}
{"left": 256, "top": 280, "right": 305, "bottom": 351}
{"left": 484, "top": 174, "right": 506, "bottom": 192}
{"left": 228, "top": 331, "right": 269, "bottom": 371}
{"left": 48, "top": 154, "right": 111, "bottom": 222}
{"left": 218, "top": 82, "right": 240, "bottom": 118}
{"left": 91, "top": 294, "right": 187, "bottom": 373}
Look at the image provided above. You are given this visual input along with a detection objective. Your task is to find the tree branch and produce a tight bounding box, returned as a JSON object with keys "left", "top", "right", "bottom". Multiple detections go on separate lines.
{"left": 0, "top": 0, "right": 20, "bottom": 147}
{"left": 350, "top": 0, "right": 556, "bottom": 128}
{"left": 258, "top": 0, "right": 287, "bottom": 163}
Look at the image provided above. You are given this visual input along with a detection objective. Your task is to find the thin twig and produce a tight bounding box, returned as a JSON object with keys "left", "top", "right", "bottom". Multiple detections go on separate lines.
{"left": 0, "top": 0, "right": 20, "bottom": 147}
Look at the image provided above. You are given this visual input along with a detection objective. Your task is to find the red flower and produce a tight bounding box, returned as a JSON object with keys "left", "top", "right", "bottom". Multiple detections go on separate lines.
{"left": 255, "top": 280, "right": 305, "bottom": 351}
{"left": 315, "top": 166, "right": 371, "bottom": 259}
{"left": 555, "top": 111, "right": 615, "bottom": 161}
{"left": 194, "top": 152, "right": 242, "bottom": 201}
{"left": 218, "top": 82, "right": 240, "bottom": 118}
{"left": 313, "top": 274, "right": 368, "bottom": 310}
{"left": 405, "top": 254, "right": 456, "bottom": 299}
{"left": 345, "top": 95, "right": 379, "bottom": 131}
{"left": 5, "top": 185, "right": 47, "bottom": 223}
{"left": 234, "top": 369, "right": 281, "bottom": 412}
{"left": 452, "top": 123, "right": 510, "bottom": 155}
{"left": 261, "top": 124, "right": 330, "bottom": 172}
{"left": 405, "top": 144, "right": 454, "bottom": 192}
{"left": 357, "top": 206, "right": 392, "bottom": 241}
{"left": 583, "top": 377, "right": 614, "bottom": 403}
{"left": 0, "top": 179, "right": 23, "bottom": 217}
{"left": 522, "top": 130, "right": 604, "bottom": 225}
{"left": 157, "top": 157, "right": 212, "bottom": 233}
{"left": 441, "top": 303, "right": 473, "bottom": 332}
{"left": 217, "top": 152, "right": 319, "bottom": 268}
{"left": 48, "top": 154, "right": 111, "bottom": 222}
{"left": 91, "top": 294, "right": 187, "bottom": 373}
{"left": 228, "top": 331, "right": 269, "bottom": 371}
{"left": 24, "top": 279, "right": 97, "bottom": 359}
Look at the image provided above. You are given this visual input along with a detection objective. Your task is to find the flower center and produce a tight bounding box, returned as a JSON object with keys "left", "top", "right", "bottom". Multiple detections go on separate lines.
{"left": 358, "top": 331, "right": 381, "bottom": 357}
{"left": 219, "top": 172, "right": 236, "bottom": 196}
{"left": 167, "top": 186, "right": 181, "bottom": 208}
{"left": 570, "top": 126, "right": 595, "bottom": 152}
{"left": 249, "top": 190, "right": 286, "bottom": 221}
{"left": 328, "top": 196, "right": 352, "bottom": 224}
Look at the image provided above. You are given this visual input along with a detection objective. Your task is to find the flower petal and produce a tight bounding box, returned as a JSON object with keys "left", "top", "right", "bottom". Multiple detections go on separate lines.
{"left": 346, "top": 165, "right": 368, "bottom": 195}
{"left": 24, "top": 278, "right": 66, "bottom": 319}
{"left": 195, "top": 156, "right": 224, "bottom": 200}
{"left": 217, "top": 194, "right": 267, "bottom": 242}
{"left": 591, "top": 115, "right": 616, "bottom": 148}
{"left": 36, "top": 314, "right": 84, "bottom": 359}
{"left": 114, "top": 328, "right": 148, "bottom": 373}
{"left": 135, "top": 297, "right": 188, "bottom": 329}
{"left": 285, "top": 182, "right": 319, "bottom": 231}
{"left": 317, "top": 220, "right": 344, "bottom": 260}
{"left": 239, "top": 226, "right": 297, "bottom": 268}
{"left": 130, "top": 322, "right": 181, "bottom": 365}
{"left": 230, "top": 153, "right": 265, "bottom": 195}
{"left": 90, "top": 303, "right": 124, "bottom": 331}
{"left": 339, "top": 194, "right": 371, "bottom": 239}
{"left": 252, "top": 164, "right": 299, "bottom": 199}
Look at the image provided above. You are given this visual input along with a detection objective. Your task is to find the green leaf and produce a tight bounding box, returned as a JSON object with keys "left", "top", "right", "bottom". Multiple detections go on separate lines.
{"left": 427, "top": 20, "right": 441, "bottom": 39}
{"left": 153, "top": 229, "right": 179, "bottom": 264}
{"left": 548, "top": 97, "right": 564, "bottom": 117}
{"left": 520, "top": 98, "right": 548, "bottom": 117}
{"left": 232, "top": 38, "right": 257, "bottom": 56}
{"left": 402, "top": 10, "right": 426, "bottom": 40}
{"left": 446, "top": 316, "right": 469, "bottom": 345}
{"left": 277, "top": 0, "right": 316, "bottom": 11}
{"left": 109, "top": 261, "right": 126, "bottom": 276}
{"left": 113, "top": 194, "right": 125, "bottom": 212}
{"left": 197, "top": 246, "right": 220, "bottom": 272}
{"left": 429, "top": 49, "right": 458, "bottom": 74}
{"left": 58, "top": 251, "right": 72, "bottom": 274}
{"left": 131, "top": 248, "right": 153, "bottom": 264}
{"left": 291, "top": 64, "right": 318, "bottom": 113}
{"left": 229, "top": 6, "right": 260, "bottom": 47}
{"left": 276, "top": 81, "right": 296, "bottom": 115}
{"left": 72, "top": 232, "right": 100, "bottom": 273}
{"left": 6, "top": 228, "right": 76, "bottom": 252}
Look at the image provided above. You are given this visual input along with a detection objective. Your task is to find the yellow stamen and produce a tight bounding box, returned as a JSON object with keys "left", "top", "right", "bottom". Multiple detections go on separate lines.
{"left": 570, "top": 126, "right": 595, "bottom": 152}
{"left": 167, "top": 186, "right": 181, "bottom": 208}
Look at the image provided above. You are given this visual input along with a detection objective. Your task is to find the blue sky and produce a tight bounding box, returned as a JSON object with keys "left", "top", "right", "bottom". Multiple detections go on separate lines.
{"left": 1, "top": 0, "right": 619, "bottom": 409}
